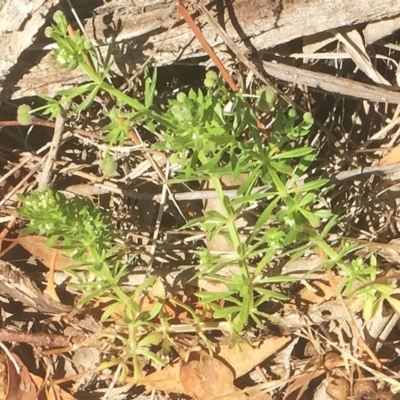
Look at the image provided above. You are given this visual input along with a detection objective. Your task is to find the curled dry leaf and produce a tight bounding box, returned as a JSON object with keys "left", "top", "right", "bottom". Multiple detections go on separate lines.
{"left": 374, "top": 390, "right": 395, "bottom": 400}
{"left": 5, "top": 352, "right": 39, "bottom": 400}
{"left": 219, "top": 335, "right": 292, "bottom": 378}
{"left": 284, "top": 353, "right": 344, "bottom": 399}
{"left": 139, "top": 335, "right": 291, "bottom": 395}
{"left": 2, "top": 350, "right": 77, "bottom": 400}
{"left": 17, "top": 235, "right": 81, "bottom": 271}
{"left": 354, "top": 378, "right": 376, "bottom": 400}
{"left": 354, "top": 379, "right": 395, "bottom": 400}
{"left": 179, "top": 350, "right": 247, "bottom": 400}
{"left": 326, "top": 377, "right": 350, "bottom": 400}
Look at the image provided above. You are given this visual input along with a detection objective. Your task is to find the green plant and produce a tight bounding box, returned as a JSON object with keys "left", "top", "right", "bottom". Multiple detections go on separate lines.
{"left": 17, "top": 7, "right": 388, "bottom": 383}
{"left": 34, "top": 12, "right": 168, "bottom": 144}
{"left": 152, "top": 76, "right": 335, "bottom": 331}
{"left": 354, "top": 279, "right": 400, "bottom": 321}
{"left": 18, "top": 189, "right": 165, "bottom": 380}
{"left": 332, "top": 252, "right": 400, "bottom": 321}
{"left": 22, "top": 10, "right": 335, "bottom": 330}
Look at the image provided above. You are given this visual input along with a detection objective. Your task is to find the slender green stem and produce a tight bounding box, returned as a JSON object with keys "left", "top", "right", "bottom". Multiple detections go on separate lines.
{"left": 197, "top": 150, "right": 250, "bottom": 279}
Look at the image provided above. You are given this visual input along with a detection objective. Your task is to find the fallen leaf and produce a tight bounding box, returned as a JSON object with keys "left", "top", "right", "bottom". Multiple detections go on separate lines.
{"left": 29, "top": 373, "right": 78, "bottom": 400}
{"left": 138, "top": 361, "right": 185, "bottom": 393}
{"left": 353, "top": 379, "right": 376, "bottom": 400}
{"left": 379, "top": 142, "right": 400, "bottom": 166}
{"left": 17, "top": 235, "right": 79, "bottom": 270}
{"left": 284, "top": 353, "right": 344, "bottom": 400}
{"left": 325, "top": 376, "right": 350, "bottom": 400}
{"left": 0, "top": 260, "right": 71, "bottom": 313}
{"left": 43, "top": 381, "right": 78, "bottom": 400}
{"left": 219, "top": 335, "right": 292, "bottom": 378}
{"left": 6, "top": 352, "right": 41, "bottom": 400}
{"left": 180, "top": 350, "right": 247, "bottom": 400}
{"left": 297, "top": 280, "right": 337, "bottom": 304}
{"left": 139, "top": 335, "right": 292, "bottom": 395}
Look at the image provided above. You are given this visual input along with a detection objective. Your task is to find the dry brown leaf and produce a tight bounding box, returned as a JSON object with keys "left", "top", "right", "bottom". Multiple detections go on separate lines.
{"left": 379, "top": 142, "right": 400, "bottom": 166}
{"left": 6, "top": 352, "right": 41, "bottom": 400}
{"left": 0, "top": 260, "right": 71, "bottom": 313}
{"left": 219, "top": 336, "right": 292, "bottom": 378}
{"left": 139, "top": 336, "right": 291, "bottom": 395}
{"left": 372, "top": 390, "right": 395, "bottom": 400}
{"left": 281, "top": 254, "right": 323, "bottom": 275}
{"left": 297, "top": 280, "right": 337, "bottom": 304}
{"left": 0, "top": 354, "right": 6, "bottom": 400}
{"left": 138, "top": 362, "right": 185, "bottom": 394}
{"left": 180, "top": 350, "right": 247, "bottom": 400}
{"left": 325, "top": 377, "right": 350, "bottom": 400}
{"left": 17, "top": 235, "right": 80, "bottom": 270}
{"left": 353, "top": 379, "right": 376, "bottom": 400}
{"left": 353, "top": 375, "right": 394, "bottom": 399}
{"left": 64, "top": 184, "right": 109, "bottom": 197}
{"left": 29, "top": 374, "right": 78, "bottom": 400}
{"left": 3, "top": 349, "right": 76, "bottom": 400}
{"left": 284, "top": 353, "right": 344, "bottom": 400}
{"left": 43, "top": 382, "right": 77, "bottom": 400}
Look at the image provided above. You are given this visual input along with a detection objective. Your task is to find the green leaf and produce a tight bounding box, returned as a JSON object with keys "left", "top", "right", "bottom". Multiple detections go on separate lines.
{"left": 269, "top": 168, "right": 287, "bottom": 196}
{"left": 290, "top": 179, "right": 329, "bottom": 193}
{"left": 249, "top": 196, "right": 280, "bottom": 242}
{"left": 237, "top": 168, "right": 260, "bottom": 196}
{"left": 258, "top": 275, "right": 299, "bottom": 284}
{"left": 213, "top": 306, "right": 241, "bottom": 319}
{"left": 137, "top": 349, "right": 165, "bottom": 366}
{"left": 363, "top": 297, "right": 382, "bottom": 321}
{"left": 272, "top": 146, "right": 314, "bottom": 159}
{"left": 58, "top": 82, "right": 95, "bottom": 99}
{"left": 144, "top": 67, "right": 157, "bottom": 109}
{"left": 101, "top": 300, "right": 124, "bottom": 320}
{"left": 196, "top": 291, "right": 235, "bottom": 303}
{"left": 138, "top": 332, "right": 163, "bottom": 347}
{"left": 387, "top": 296, "right": 400, "bottom": 315}
{"left": 254, "top": 288, "right": 288, "bottom": 301}
{"left": 135, "top": 276, "right": 156, "bottom": 295}
{"left": 80, "top": 287, "right": 108, "bottom": 305}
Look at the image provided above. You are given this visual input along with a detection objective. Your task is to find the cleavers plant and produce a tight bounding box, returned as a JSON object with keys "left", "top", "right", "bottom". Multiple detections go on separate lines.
{"left": 17, "top": 10, "right": 394, "bottom": 380}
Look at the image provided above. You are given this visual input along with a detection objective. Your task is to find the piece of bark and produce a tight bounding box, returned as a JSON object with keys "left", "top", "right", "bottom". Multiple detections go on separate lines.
{"left": 261, "top": 60, "right": 400, "bottom": 104}
{"left": 0, "top": 259, "right": 71, "bottom": 313}
{"left": 3, "top": 0, "right": 400, "bottom": 102}
{"left": 0, "top": 0, "right": 60, "bottom": 101}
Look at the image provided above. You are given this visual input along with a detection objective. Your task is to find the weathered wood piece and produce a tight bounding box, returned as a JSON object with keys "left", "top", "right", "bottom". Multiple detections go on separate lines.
{"left": 261, "top": 61, "right": 400, "bottom": 104}
{"left": 0, "top": 0, "right": 60, "bottom": 101}
{"left": 2, "top": 0, "right": 400, "bottom": 101}
{"left": 0, "top": 260, "right": 71, "bottom": 313}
